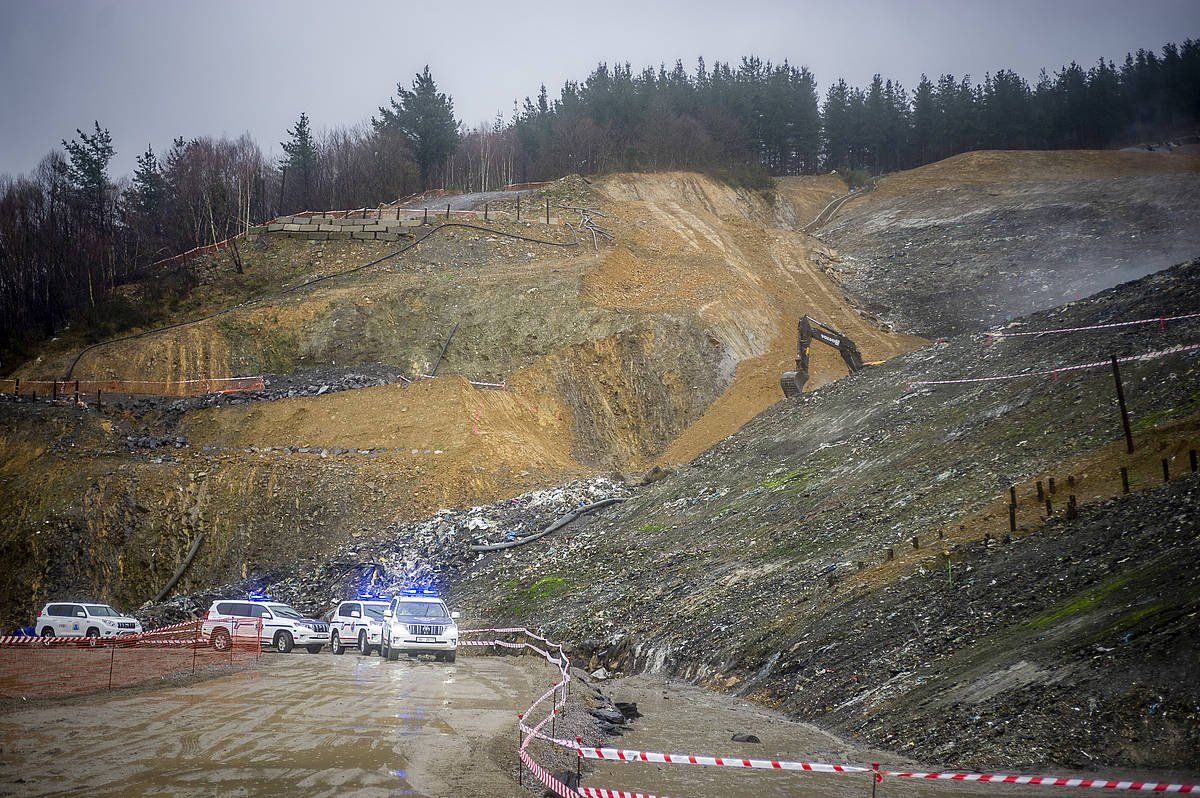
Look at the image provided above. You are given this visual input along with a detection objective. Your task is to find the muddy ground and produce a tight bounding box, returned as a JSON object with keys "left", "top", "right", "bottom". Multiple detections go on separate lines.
{"left": 0, "top": 651, "right": 542, "bottom": 798}
{"left": 0, "top": 648, "right": 1112, "bottom": 798}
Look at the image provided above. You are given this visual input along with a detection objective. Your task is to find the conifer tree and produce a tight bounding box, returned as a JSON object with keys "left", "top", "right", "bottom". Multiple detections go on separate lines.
{"left": 374, "top": 66, "right": 460, "bottom": 188}
{"left": 281, "top": 112, "right": 318, "bottom": 210}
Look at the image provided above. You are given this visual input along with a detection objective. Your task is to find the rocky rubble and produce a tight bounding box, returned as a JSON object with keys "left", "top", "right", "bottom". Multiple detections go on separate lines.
{"left": 102, "top": 363, "right": 415, "bottom": 418}
{"left": 138, "top": 476, "right": 633, "bottom": 626}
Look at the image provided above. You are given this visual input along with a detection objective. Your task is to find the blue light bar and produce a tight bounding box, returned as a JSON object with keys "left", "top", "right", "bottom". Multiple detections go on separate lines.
{"left": 248, "top": 591, "right": 270, "bottom": 602}
{"left": 400, "top": 586, "right": 439, "bottom": 597}
{"left": 356, "top": 591, "right": 387, "bottom": 601}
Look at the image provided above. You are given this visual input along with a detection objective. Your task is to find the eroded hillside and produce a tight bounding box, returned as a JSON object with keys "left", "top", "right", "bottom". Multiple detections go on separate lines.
{"left": 0, "top": 172, "right": 918, "bottom": 627}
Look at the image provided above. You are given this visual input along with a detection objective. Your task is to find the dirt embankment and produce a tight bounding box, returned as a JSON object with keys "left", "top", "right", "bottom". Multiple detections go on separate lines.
{"left": 820, "top": 150, "right": 1200, "bottom": 338}
{"left": 452, "top": 260, "right": 1200, "bottom": 774}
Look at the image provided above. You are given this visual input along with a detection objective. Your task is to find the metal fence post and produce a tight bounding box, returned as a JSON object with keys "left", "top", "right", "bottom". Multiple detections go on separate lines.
{"left": 108, "top": 642, "right": 116, "bottom": 689}
{"left": 517, "top": 714, "right": 524, "bottom": 786}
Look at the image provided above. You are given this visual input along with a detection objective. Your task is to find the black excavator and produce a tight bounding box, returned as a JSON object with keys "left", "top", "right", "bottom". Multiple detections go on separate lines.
{"left": 780, "top": 315, "right": 865, "bottom": 398}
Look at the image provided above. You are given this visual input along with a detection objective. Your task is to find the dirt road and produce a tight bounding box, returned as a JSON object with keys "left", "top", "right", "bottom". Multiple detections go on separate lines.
{"left": 0, "top": 652, "right": 535, "bottom": 797}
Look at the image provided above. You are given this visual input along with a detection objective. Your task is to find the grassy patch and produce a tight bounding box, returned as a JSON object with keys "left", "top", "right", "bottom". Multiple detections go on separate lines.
{"left": 1026, "top": 574, "right": 1132, "bottom": 629}
{"left": 638, "top": 522, "right": 668, "bottom": 534}
{"left": 495, "top": 575, "right": 571, "bottom": 617}
{"left": 760, "top": 467, "right": 811, "bottom": 491}
{"left": 527, "top": 576, "right": 568, "bottom": 601}
{"left": 1132, "top": 392, "right": 1200, "bottom": 432}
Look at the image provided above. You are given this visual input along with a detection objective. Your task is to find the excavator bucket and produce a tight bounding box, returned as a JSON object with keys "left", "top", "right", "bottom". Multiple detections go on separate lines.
{"left": 780, "top": 370, "right": 803, "bottom": 398}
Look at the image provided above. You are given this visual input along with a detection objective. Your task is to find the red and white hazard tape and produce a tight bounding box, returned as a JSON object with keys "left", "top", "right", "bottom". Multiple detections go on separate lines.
{"left": 581, "top": 745, "right": 868, "bottom": 774}
{"left": 566, "top": 743, "right": 1196, "bottom": 793}
{"left": 579, "top": 787, "right": 671, "bottom": 798}
{"left": 911, "top": 342, "right": 1200, "bottom": 387}
{"left": 987, "top": 312, "right": 1200, "bottom": 340}
{"left": 886, "top": 771, "right": 1194, "bottom": 792}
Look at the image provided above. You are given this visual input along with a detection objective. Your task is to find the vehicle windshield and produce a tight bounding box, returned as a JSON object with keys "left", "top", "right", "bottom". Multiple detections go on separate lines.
{"left": 394, "top": 601, "right": 448, "bottom": 618}
{"left": 85, "top": 605, "right": 119, "bottom": 617}
{"left": 267, "top": 604, "right": 303, "bottom": 619}
{"left": 362, "top": 603, "right": 388, "bottom": 620}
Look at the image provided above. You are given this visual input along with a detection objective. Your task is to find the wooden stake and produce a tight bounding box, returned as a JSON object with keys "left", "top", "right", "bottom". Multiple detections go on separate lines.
{"left": 1112, "top": 354, "right": 1134, "bottom": 454}
{"left": 1120, "top": 466, "right": 1130, "bottom": 494}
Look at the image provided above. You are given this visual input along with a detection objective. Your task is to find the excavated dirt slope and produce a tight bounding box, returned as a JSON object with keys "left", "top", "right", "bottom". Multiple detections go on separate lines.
{"left": 820, "top": 150, "right": 1200, "bottom": 338}
{"left": 0, "top": 173, "right": 918, "bottom": 628}
{"left": 453, "top": 260, "right": 1200, "bottom": 774}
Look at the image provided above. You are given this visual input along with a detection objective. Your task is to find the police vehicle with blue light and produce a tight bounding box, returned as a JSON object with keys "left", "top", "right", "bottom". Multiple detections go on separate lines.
{"left": 201, "top": 593, "right": 329, "bottom": 654}
{"left": 328, "top": 593, "right": 390, "bottom": 655}
{"left": 380, "top": 588, "right": 460, "bottom": 663}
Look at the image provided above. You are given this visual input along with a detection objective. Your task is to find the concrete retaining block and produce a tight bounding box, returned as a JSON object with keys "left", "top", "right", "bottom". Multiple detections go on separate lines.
{"left": 318, "top": 224, "right": 340, "bottom": 232}
{"left": 376, "top": 231, "right": 399, "bottom": 241}
{"left": 326, "top": 231, "right": 350, "bottom": 240}
{"left": 352, "top": 231, "right": 377, "bottom": 240}
{"left": 282, "top": 224, "right": 302, "bottom": 232}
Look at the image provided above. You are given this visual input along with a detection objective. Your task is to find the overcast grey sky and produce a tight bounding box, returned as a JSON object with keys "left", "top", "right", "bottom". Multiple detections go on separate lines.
{"left": 1, "top": 0, "right": 1197, "bottom": 178}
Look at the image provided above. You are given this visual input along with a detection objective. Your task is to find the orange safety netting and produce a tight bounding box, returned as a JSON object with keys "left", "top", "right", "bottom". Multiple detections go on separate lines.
{"left": 0, "top": 619, "right": 261, "bottom": 700}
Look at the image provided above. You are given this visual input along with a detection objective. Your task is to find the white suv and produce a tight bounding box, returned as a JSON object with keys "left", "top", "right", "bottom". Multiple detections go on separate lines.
{"left": 202, "top": 597, "right": 329, "bottom": 654}
{"left": 380, "top": 590, "right": 460, "bottom": 663}
{"left": 35, "top": 602, "right": 142, "bottom": 638}
{"left": 329, "top": 598, "right": 390, "bottom": 656}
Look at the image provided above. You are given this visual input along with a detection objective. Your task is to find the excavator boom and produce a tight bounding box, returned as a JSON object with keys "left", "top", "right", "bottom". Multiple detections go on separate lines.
{"left": 780, "top": 315, "right": 864, "bottom": 398}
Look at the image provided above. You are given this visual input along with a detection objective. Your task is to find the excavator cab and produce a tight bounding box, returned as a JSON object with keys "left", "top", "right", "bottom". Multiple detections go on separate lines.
{"left": 780, "top": 315, "right": 864, "bottom": 398}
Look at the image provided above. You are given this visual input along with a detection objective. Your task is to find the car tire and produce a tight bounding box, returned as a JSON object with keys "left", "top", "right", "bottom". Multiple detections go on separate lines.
{"left": 306, "top": 644, "right": 323, "bottom": 654}
{"left": 358, "top": 631, "right": 371, "bottom": 656}
{"left": 445, "top": 651, "right": 456, "bottom": 664}
{"left": 40, "top": 627, "right": 55, "bottom": 638}
{"left": 86, "top": 627, "right": 100, "bottom": 638}
{"left": 212, "top": 628, "right": 231, "bottom": 652}
{"left": 274, "top": 631, "right": 294, "bottom": 654}
{"left": 387, "top": 645, "right": 400, "bottom": 662}
{"left": 330, "top": 631, "right": 344, "bottom": 655}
